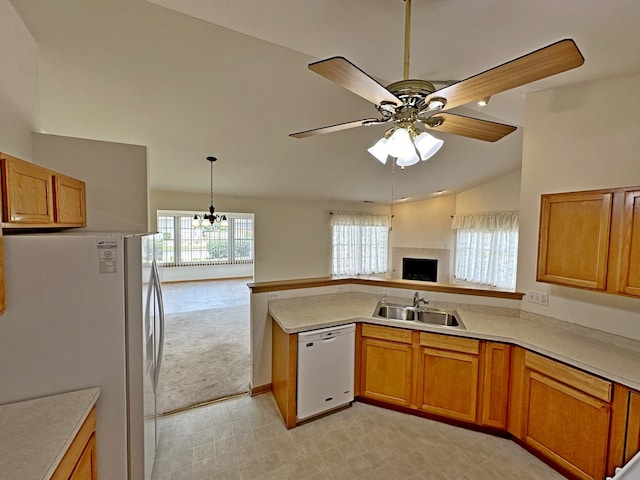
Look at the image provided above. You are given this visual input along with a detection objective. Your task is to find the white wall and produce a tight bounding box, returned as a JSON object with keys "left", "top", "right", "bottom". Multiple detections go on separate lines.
{"left": 0, "top": 0, "right": 39, "bottom": 159}
{"left": 32, "top": 133, "right": 148, "bottom": 233}
{"left": 456, "top": 170, "right": 521, "bottom": 214}
{"left": 518, "top": 73, "right": 640, "bottom": 340}
{"left": 390, "top": 195, "right": 457, "bottom": 250}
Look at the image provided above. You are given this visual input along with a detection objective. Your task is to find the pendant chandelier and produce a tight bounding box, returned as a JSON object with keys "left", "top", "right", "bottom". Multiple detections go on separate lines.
{"left": 193, "top": 156, "right": 226, "bottom": 226}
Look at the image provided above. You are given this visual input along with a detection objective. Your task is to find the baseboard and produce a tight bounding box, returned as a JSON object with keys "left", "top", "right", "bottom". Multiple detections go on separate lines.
{"left": 251, "top": 383, "right": 272, "bottom": 396}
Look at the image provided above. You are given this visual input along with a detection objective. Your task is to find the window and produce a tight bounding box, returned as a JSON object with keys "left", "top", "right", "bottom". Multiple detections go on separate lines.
{"left": 156, "top": 211, "right": 254, "bottom": 266}
{"left": 452, "top": 212, "right": 518, "bottom": 290}
{"left": 331, "top": 212, "right": 390, "bottom": 276}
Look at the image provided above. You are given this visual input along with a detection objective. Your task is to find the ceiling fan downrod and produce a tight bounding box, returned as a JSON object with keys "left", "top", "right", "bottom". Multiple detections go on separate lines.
{"left": 403, "top": 0, "right": 412, "bottom": 81}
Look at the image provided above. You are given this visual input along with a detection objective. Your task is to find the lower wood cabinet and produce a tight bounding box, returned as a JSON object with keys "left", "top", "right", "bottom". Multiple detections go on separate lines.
{"left": 273, "top": 321, "right": 640, "bottom": 480}
{"left": 70, "top": 434, "right": 97, "bottom": 480}
{"left": 51, "top": 407, "right": 97, "bottom": 480}
{"left": 625, "top": 391, "right": 640, "bottom": 463}
{"left": 480, "top": 342, "right": 511, "bottom": 428}
{"left": 360, "top": 324, "right": 414, "bottom": 407}
{"left": 417, "top": 333, "right": 480, "bottom": 423}
{"left": 510, "top": 350, "right": 612, "bottom": 480}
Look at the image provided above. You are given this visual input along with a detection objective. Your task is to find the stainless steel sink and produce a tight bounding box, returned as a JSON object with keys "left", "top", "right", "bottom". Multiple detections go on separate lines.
{"left": 375, "top": 303, "right": 416, "bottom": 321}
{"left": 373, "top": 302, "right": 465, "bottom": 329}
{"left": 415, "top": 308, "right": 462, "bottom": 327}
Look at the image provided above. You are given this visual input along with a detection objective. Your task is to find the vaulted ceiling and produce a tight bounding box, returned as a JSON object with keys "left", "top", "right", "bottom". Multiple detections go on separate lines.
{"left": 11, "top": 0, "right": 640, "bottom": 203}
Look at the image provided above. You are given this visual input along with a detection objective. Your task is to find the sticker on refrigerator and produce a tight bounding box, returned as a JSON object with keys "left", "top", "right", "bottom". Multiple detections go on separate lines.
{"left": 97, "top": 241, "right": 118, "bottom": 273}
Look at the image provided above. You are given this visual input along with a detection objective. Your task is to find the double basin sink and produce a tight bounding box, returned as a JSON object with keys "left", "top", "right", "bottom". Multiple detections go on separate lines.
{"left": 373, "top": 302, "right": 465, "bottom": 329}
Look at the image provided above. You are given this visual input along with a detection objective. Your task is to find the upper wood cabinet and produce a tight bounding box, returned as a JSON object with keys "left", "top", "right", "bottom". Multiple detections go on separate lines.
{"left": 619, "top": 190, "right": 640, "bottom": 296}
{"left": 54, "top": 173, "right": 86, "bottom": 226}
{"left": 537, "top": 186, "right": 640, "bottom": 298}
{"left": 0, "top": 153, "right": 86, "bottom": 228}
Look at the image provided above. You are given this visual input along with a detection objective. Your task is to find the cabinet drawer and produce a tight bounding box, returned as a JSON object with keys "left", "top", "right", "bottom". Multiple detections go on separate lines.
{"left": 524, "top": 351, "right": 611, "bottom": 402}
{"left": 419, "top": 332, "right": 479, "bottom": 354}
{"left": 362, "top": 324, "right": 412, "bottom": 344}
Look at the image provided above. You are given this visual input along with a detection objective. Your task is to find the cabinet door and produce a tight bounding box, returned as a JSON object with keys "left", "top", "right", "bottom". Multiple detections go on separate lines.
{"left": 538, "top": 190, "right": 613, "bottom": 290}
{"left": 521, "top": 352, "right": 612, "bottom": 480}
{"left": 54, "top": 174, "right": 86, "bottom": 226}
{"left": 625, "top": 391, "right": 640, "bottom": 462}
{"left": 70, "top": 434, "right": 97, "bottom": 480}
{"left": 1, "top": 155, "right": 54, "bottom": 224}
{"left": 480, "top": 343, "right": 511, "bottom": 428}
{"left": 417, "top": 333, "right": 480, "bottom": 423}
{"left": 360, "top": 325, "right": 413, "bottom": 406}
{"left": 618, "top": 190, "right": 640, "bottom": 297}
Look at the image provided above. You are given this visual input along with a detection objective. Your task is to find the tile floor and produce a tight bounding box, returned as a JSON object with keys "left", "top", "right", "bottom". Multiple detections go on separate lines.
{"left": 162, "top": 277, "right": 251, "bottom": 314}
{"left": 151, "top": 393, "right": 567, "bottom": 480}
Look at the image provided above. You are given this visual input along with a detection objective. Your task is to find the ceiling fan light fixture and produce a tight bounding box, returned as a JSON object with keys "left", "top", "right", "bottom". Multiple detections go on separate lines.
{"left": 367, "top": 137, "right": 389, "bottom": 164}
{"left": 396, "top": 151, "right": 420, "bottom": 168}
{"left": 414, "top": 131, "right": 444, "bottom": 161}
{"left": 386, "top": 127, "right": 414, "bottom": 159}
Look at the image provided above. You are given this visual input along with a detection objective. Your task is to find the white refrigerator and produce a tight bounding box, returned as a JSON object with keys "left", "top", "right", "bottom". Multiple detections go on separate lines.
{"left": 0, "top": 232, "right": 165, "bottom": 480}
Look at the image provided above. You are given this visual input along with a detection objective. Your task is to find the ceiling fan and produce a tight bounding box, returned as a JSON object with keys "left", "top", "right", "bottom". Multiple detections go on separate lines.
{"left": 290, "top": 0, "right": 584, "bottom": 167}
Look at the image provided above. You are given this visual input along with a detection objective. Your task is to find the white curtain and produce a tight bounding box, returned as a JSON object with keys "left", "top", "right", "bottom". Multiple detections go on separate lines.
{"left": 331, "top": 212, "right": 390, "bottom": 275}
{"left": 452, "top": 212, "right": 519, "bottom": 289}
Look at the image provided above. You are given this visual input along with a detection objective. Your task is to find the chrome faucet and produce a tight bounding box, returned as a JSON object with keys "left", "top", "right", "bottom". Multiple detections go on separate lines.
{"left": 413, "top": 291, "right": 428, "bottom": 308}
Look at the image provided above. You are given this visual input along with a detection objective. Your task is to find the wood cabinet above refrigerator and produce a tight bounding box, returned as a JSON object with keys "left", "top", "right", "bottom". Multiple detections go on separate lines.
{"left": 0, "top": 152, "right": 86, "bottom": 229}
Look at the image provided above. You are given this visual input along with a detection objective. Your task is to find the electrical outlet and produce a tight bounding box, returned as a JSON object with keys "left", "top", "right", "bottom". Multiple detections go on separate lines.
{"left": 526, "top": 290, "right": 548, "bottom": 305}
{"left": 268, "top": 293, "right": 278, "bottom": 300}
{"left": 539, "top": 292, "right": 549, "bottom": 306}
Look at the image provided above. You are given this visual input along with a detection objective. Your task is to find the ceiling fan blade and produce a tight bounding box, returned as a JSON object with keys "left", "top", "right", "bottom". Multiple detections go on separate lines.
{"left": 426, "top": 39, "right": 584, "bottom": 112}
{"left": 424, "top": 113, "right": 517, "bottom": 142}
{"left": 309, "top": 56, "right": 402, "bottom": 107}
{"left": 290, "top": 118, "right": 381, "bottom": 138}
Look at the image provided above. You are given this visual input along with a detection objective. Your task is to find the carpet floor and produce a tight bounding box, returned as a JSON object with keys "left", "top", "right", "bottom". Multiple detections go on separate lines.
{"left": 156, "top": 305, "right": 250, "bottom": 414}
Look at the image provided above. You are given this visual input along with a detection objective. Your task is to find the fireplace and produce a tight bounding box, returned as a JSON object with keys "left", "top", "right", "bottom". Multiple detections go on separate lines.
{"left": 402, "top": 258, "right": 438, "bottom": 282}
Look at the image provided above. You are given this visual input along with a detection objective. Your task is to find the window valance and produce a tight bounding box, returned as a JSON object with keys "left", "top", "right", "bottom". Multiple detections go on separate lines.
{"left": 330, "top": 212, "right": 391, "bottom": 227}
{"left": 452, "top": 211, "right": 518, "bottom": 231}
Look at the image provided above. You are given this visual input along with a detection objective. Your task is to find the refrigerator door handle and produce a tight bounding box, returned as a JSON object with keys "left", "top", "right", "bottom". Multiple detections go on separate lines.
{"left": 152, "top": 260, "right": 165, "bottom": 391}
{"left": 146, "top": 264, "right": 157, "bottom": 392}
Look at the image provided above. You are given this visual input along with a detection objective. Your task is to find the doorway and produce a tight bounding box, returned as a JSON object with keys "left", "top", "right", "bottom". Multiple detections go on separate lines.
{"left": 156, "top": 277, "right": 252, "bottom": 414}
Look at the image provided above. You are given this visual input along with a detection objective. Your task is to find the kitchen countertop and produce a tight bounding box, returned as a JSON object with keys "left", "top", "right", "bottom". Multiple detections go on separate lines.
{"left": 0, "top": 387, "right": 100, "bottom": 480}
{"left": 269, "top": 291, "right": 640, "bottom": 391}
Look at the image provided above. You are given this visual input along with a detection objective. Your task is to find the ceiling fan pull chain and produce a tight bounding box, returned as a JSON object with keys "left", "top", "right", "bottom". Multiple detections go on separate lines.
{"left": 403, "top": 0, "right": 412, "bottom": 80}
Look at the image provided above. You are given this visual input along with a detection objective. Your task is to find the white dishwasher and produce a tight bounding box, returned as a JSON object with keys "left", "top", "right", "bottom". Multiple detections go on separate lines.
{"left": 297, "top": 323, "right": 355, "bottom": 421}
